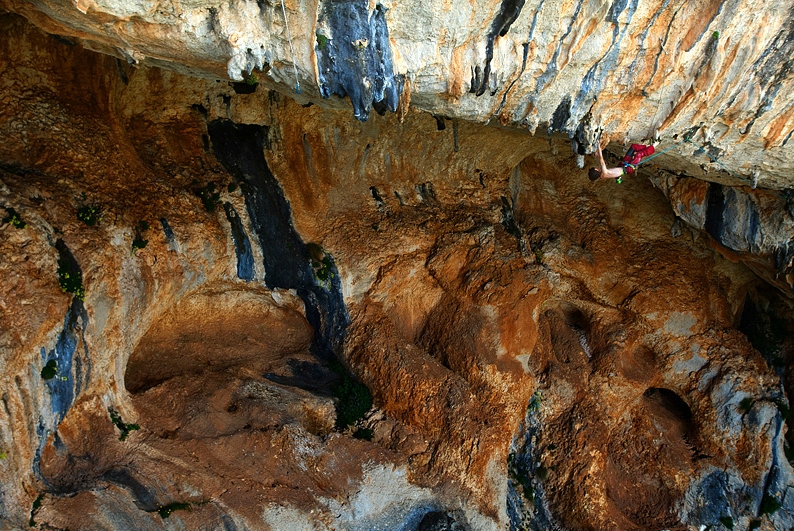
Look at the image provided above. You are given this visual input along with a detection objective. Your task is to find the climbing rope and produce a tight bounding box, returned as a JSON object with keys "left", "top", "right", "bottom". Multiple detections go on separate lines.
{"left": 683, "top": 138, "right": 747, "bottom": 183}
{"left": 635, "top": 137, "right": 689, "bottom": 165}
{"left": 280, "top": 0, "right": 301, "bottom": 94}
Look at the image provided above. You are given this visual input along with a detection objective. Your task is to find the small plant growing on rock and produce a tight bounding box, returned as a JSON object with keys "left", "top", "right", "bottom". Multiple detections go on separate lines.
{"left": 314, "top": 255, "right": 334, "bottom": 282}
{"left": 2, "top": 207, "right": 26, "bottom": 229}
{"left": 720, "top": 516, "right": 733, "bottom": 529}
{"left": 316, "top": 32, "right": 328, "bottom": 49}
{"left": 353, "top": 428, "right": 374, "bottom": 441}
{"left": 718, "top": 516, "right": 733, "bottom": 529}
{"left": 0, "top": 449, "right": 6, "bottom": 459}
{"left": 528, "top": 391, "right": 542, "bottom": 413}
{"left": 158, "top": 502, "right": 191, "bottom": 519}
{"left": 760, "top": 493, "right": 781, "bottom": 516}
{"left": 773, "top": 397, "right": 790, "bottom": 420}
{"left": 131, "top": 220, "right": 150, "bottom": 254}
{"left": 533, "top": 248, "right": 545, "bottom": 264}
{"left": 41, "top": 359, "right": 58, "bottom": 380}
{"left": 131, "top": 238, "right": 148, "bottom": 253}
{"left": 507, "top": 452, "right": 535, "bottom": 504}
{"left": 29, "top": 493, "right": 45, "bottom": 527}
{"left": 329, "top": 361, "right": 372, "bottom": 431}
{"left": 738, "top": 397, "right": 754, "bottom": 414}
{"left": 57, "top": 260, "right": 85, "bottom": 301}
{"left": 244, "top": 72, "right": 258, "bottom": 86}
{"left": 307, "top": 243, "right": 335, "bottom": 284}
{"left": 109, "top": 408, "right": 140, "bottom": 441}
{"left": 77, "top": 205, "right": 102, "bottom": 226}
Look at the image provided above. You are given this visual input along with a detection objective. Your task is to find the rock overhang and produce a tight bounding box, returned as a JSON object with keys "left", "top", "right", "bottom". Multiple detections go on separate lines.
{"left": 2, "top": 0, "right": 793, "bottom": 187}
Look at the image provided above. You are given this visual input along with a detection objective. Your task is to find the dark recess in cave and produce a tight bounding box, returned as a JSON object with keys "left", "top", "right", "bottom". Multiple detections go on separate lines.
{"left": 416, "top": 510, "right": 464, "bottom": 531}
{"left": 206, "top": 120, "right": 356, "bottom": 395}
{"left": 643, "top": 387, "right": 693, "bottom": 422}
{"left": 739, "top": 293, "right": 792, "bottom": 401}
{"left": 549, "top": 96, "right": 572, "bottom": 134}
{"left": 230, "top": 81, "right": 257, "bottom": 95}
{"left": 704, "top": 182, "right": 725, "bottom": 243}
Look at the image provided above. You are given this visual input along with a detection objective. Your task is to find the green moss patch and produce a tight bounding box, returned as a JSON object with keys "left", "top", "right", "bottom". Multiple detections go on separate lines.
{"left": 109, "top": 408, "right": 140, "bottom": 441}
{"left": 41, "top": 359, "right": 58, "bottom": 380}
{"left": 3, "top": 207, "right": 26, "bottom": 229}
{"left": 760, "top": 493, "right": 782, "bottom": 516}
{"left": 77, "top": 205, "right": 102, "bottom": 226}
{"left": 57, "top": 260, "right": 85, "bottom": 301}
{"left": 329, "top": 361, "right": 372, "bottom": 431}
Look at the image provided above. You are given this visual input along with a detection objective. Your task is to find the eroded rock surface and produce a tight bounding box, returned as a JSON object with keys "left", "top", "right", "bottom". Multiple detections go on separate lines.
{"left": 2, "top": 0, "right": 794, "bottom": 186}
{"left": 1, "top": 13, "right": 793, "bottom": 531}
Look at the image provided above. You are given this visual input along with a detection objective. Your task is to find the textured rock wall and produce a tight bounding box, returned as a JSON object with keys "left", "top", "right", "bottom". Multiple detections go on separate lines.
{"left": 1, "top": 12, "right": 794, "bottom": 531}
{"left": 2, "top": 0, "right": 794, "bottom": 187}
{"left": 651, "top": 173, "right": 794, "bottom": 295}
{"left": 0, "top": 15, "right": 453, "bottom": 529}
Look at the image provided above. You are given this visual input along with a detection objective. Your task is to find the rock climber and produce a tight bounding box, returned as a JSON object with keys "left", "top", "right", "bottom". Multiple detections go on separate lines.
{"left": 588, "top": 140, "right": 655, "bottom": 183}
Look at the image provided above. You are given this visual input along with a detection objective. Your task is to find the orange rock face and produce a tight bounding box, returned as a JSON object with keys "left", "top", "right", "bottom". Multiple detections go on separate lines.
{"left": 1, "top": 14, "right": 793, "bottom": 531}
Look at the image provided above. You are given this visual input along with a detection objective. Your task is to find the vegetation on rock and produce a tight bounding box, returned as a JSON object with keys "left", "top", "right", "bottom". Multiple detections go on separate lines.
{"left": 329, "top": 361, "right": 372, "bottom": 431}
{"left": 109, "top": 408, "right": 140, "bottom": 441}
{"left": 760, "top": 493, "right": 781, "bottom": 516}
{"left": 719, "top": 516, "right": 733, "bottom": 529}
{"left": 307, "top": 242, "right": 336, "bottom": 284}
{"left": 77, "top": 205, "right": 101, "bottom": 226}
{"left": 2, "top": 207, "right": 26, "bottom": 228}
{"left": 157, "top": 502, "right": 191, "bottom": 519}
{"left": 40, "top": 359, "right": 58, "bottom": 380}
{"left": 57, "top": 260, "right": 85, "bottom": 301}
{"left": 131, "top": 220, "right": 150, "bottom": 253}
{"left": 29, "top": 493, "right": 44, "bottom": 527}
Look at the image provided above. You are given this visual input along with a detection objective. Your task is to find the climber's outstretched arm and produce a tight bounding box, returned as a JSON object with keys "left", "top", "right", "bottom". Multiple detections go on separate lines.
{"left": 596, "top": 142, "right": 625, "bottom": 180}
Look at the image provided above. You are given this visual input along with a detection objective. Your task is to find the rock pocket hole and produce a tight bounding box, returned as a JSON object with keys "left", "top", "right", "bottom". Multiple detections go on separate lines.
{"left": 125, "top": 285, "right": 339, "bottom": 440}
{"left": 124, "top": 286, "right": 314, "bottom": 394}
{"left": 641, "top": 387, "right": 703, "bottom": 458}
{"left": 546, "top": 303, "right": 595, "bottom": 364}
{"left": 642, "top": 387, "right": 692, "bottom": 423}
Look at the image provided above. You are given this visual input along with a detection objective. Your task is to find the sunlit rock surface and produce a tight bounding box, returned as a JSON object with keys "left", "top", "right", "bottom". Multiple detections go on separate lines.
{"left": 2, "top": 0, "right": 794, "bottom": 186}
{"left": 1, "top": 11, "right": 793, "bottom": 531}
